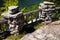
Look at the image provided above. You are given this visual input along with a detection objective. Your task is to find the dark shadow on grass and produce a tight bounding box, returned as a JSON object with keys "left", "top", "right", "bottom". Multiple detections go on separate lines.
{"left": 20, "top": 18, "right": 59, "bottom": 34}
{"left": 0, "top": 31, "right": 10, "bottom": 39}
{"left": 0, "top": 20, "right": 42, "bottom": 39}
{"left": 52, "top": 18, "right": 59, "bottom": 22}
{"left": 19, "top": 20, "right": 43, "bottom": 34}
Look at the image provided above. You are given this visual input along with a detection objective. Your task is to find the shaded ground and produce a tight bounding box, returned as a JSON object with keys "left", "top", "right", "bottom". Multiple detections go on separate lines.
{"left": 21, "top": 20, "right": 60, "bottom": 40}
{"left": 2, "top": 20, "right": 43, "bottom": 40}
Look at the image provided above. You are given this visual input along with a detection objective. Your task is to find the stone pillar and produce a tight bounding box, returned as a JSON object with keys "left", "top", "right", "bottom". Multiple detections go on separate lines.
{"left": 39, "top": 1, "right": 55, "bottom": 24}
{"left": 1, "top": 6, "right": 24, "bottom": 35}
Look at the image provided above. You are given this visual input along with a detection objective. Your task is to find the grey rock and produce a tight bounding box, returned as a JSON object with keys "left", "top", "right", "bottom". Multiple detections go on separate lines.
{"left": 39, "top": 1, "right": 55, "bottom": 24}
{"left": 20, "top": 20, "right": 60, "bottom": 40}
{"left": 43, "top": 1, "right": 54, "bottom": 5}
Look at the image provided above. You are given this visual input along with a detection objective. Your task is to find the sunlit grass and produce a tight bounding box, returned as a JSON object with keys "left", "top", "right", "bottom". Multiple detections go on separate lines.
{"left": 34, "top": 23, "right": 44, "bottom": 30}
{"left": 4, "top": 33, "right": 25, "bottom": 40}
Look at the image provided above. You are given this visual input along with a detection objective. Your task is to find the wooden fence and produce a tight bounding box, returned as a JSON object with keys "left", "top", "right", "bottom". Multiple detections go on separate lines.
{"left": 0, "top": 7, "right": 60, "bottom": 32}
{"left": 23, "top": 7, "right": 60, "bottom": 25}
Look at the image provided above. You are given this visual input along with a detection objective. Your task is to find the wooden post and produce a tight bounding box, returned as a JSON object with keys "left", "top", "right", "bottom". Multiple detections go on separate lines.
{"left": 0, "top": 24, "right": 4, "bottom": 32}
{"left": 31, "top": 13, "right": 33, "bottom": 23}
{"left": 35, "top": 11, "right": 39, "bottom": 21}
{"left": 26, "top": 14, "right": 28, "bottom": 25}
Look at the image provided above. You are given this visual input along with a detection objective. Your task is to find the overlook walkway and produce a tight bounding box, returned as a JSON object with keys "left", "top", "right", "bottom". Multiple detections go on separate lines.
{"left": 1, "top": 2, "right": 60, "bottom": 39}
{"left": 21, "top": 20, "right": 60, "bottom": 40}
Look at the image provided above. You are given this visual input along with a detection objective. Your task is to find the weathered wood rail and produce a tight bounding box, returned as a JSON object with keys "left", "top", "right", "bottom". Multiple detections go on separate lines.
{"left": 56, "top": 7, "right": 60, "bottom": 13}
{"left": 23, "top": 9, "right": 41, "bottom": 25}
{"left": 0, "top": 7, "right": 60, "bottom": 32}
{"left": 56, "top": 7, "right": 60, "bottom": 10}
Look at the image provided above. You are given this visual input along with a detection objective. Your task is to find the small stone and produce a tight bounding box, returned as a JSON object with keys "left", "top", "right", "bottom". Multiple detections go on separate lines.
{"left": 43, "top": 1, "right": 54, "bottom": 5}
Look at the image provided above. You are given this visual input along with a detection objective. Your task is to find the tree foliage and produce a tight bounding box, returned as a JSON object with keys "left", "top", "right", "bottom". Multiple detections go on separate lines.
{"left": 0, "top": 0, "right": 18, "bottom": 16}
{"left": 3, "top": 0, "right": 18, "bottom": 11}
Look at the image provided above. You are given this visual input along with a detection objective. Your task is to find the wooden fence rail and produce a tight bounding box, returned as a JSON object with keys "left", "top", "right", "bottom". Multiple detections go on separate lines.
{"left": 23, "top": 9, "right": 41, "bottom": 25}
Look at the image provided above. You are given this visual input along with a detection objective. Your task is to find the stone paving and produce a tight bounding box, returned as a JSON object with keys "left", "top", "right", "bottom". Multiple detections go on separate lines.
{"left": 20, "top": 20, "right": 60, "bottom": 40}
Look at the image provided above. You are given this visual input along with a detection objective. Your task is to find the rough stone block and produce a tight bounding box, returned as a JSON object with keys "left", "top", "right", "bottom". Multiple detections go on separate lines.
{"left": 43, "top": 1, "right": 54, "bottom": 5}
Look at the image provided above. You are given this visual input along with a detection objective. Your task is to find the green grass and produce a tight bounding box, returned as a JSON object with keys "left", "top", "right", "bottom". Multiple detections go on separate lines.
{"left": 34, "top": 23, "right": 44, "bottom": 30}
{"left": 4, "top": 33, "right": 25, "bottom": 40}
